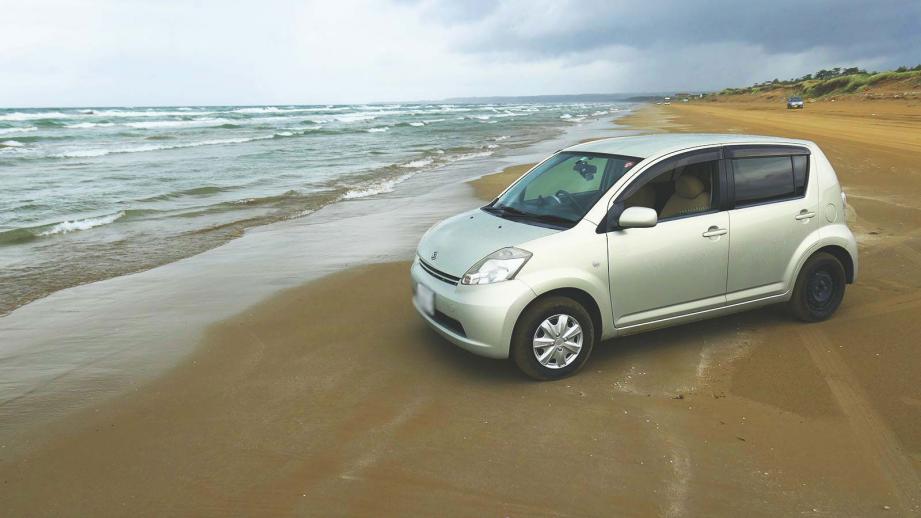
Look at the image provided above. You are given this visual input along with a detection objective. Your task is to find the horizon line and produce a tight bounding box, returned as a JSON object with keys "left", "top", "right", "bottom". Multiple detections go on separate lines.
{"left": 0, "top": 91, "right": 695, "bottom": 110}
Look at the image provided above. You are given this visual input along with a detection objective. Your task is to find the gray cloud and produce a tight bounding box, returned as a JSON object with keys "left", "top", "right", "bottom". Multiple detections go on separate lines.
{"left": 427, "top": 0, "right": 921, "bottom": 70}
{"left": 1, "top": 0, "right": 918, "bottom": 106}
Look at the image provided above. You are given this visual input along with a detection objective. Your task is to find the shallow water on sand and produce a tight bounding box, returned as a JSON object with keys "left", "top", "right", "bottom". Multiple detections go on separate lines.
{"left": 0, "top": 116, "right": 635, "bottom": 452}
{"left": 0, "top": 103, "right": 633, "bottom": 314}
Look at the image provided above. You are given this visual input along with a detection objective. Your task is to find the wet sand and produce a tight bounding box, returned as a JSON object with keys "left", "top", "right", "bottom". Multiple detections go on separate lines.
{"left": 3, "top": 104, "right": 921, "bottom": 515}
{"left": 467, "top": 162, "right": 534, "bottom": 201}
{"left": 0, "top": 116, "right": 619, "bottom": 452}
{"left": 624, "top": 101, "right": 921, "bottom": 510}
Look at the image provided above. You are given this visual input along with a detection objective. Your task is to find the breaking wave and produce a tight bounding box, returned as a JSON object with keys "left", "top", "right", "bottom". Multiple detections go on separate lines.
{"left": 65, "top": 122, "right": 116, "bottom": 129}
{"left": 341, "top": 173, "right": 416, "bottom": 200}
{"left": 53, "top": 136, "right": 276, "bottom": 158}
{"left": 125, "top": 118, "right": 234, "bottom": 130}
{"left": 0, "top": 111, "right": 71, "bottom": 121}
{"left": 38, "top": 211, "right": 126, "bottom": 237}
{"left": 0, "top": 126, "right": 38, "bottom": 135}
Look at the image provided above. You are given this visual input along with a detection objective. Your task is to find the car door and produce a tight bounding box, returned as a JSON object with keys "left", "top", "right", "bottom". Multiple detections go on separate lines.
{"left": 605, "top": 148, "right": 730, "bottom": 329}
{"left": 724, "top": 146, "right": 818, "bottom": 302}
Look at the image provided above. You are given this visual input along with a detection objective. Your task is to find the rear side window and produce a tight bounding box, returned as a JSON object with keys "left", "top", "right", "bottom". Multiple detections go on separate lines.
{"left": 732, "top": 156, "right": 806, "bottom": 206}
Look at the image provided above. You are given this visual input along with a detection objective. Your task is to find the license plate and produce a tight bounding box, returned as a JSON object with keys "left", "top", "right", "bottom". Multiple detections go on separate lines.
{"left": 415, "top": 283, "right": 435, "bottom": 316}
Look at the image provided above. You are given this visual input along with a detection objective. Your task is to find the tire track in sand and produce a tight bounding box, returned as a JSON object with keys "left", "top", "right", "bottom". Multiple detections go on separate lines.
{"left": 799, "top": 326, "right": 921, "bottom": 513}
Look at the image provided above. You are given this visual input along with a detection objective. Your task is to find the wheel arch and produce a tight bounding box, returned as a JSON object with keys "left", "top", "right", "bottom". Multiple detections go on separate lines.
{"left": 814, "top": 244, "right": 855, "bottom": 283}
{"left": 786, "top": 227, "right": 858, "bottom": 293}
{"left": 520, "top": 287, "right": 603, "bottom": 344}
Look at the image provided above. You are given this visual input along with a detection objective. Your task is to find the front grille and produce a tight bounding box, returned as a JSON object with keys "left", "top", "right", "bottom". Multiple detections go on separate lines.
{"left": 433, "top": 310, "right": 466, "bottom": 337}
{"left": 419, "top": 258, "right": 461, "bottom": 285}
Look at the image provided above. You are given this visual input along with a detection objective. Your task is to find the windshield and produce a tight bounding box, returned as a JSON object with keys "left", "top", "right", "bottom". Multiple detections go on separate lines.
{"left": 484, "top": 152, "right": 642, "bottom": 228}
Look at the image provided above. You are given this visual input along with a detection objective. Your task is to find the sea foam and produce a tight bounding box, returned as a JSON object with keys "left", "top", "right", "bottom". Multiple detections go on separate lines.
{"left": 65, "top": 122, "right": 116, "bottom": 129}
{"left": 39, "top": 211, "right": 126, "bottom": 236}
{"left": 0, "top": 126, "right": 38, "bottom": 136}
{"left": 53, "top": 136, "right": 275, "bottom": 158}
{"left": 125, "top": 118, "right": 232, "bottom": 130}
{"left": 0, "top": 111, "right": 71, "bottom": 121}
{"left": 91, "top": 109, "right": 217, "bottom": 118}
{"left": 400, "top": 157, "right": 434, "bottom": 168}
{"left": 341, "top": 173, "right": 415, "bottom": 200}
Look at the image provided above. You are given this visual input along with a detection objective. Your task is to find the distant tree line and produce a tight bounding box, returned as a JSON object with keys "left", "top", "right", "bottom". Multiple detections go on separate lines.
{"left": 757, "top": 64, "right": 921, "bottom": 86}
{"left": 715, "top": 64, "right": 921, "bottom": 98}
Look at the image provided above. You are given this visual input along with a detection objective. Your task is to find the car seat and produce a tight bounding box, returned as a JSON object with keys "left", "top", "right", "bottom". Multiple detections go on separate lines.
{"left": 660, "top": 175, "right": 710, "bottom": 218}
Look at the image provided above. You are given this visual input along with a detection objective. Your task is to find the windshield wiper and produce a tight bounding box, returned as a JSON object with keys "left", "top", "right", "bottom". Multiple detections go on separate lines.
{"left": 484, "top": 205, "right": 529, "bottom": 217}
{"left": 524, "top": 213, "right": 578, "bottom": 227}
{"left": 483, "top": 205, "right": 577, "bottom": 228}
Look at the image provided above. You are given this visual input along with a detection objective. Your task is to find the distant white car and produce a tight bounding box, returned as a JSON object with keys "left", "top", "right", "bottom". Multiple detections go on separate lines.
{"left": 787, "top": 96, "right": 805, "bottom": 109}
{"left": 413, "top": 134, "right": 857, "bottom": 379}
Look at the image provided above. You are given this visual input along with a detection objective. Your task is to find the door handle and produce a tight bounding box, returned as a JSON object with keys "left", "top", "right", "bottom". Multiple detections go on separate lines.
{"left": 702, "top": 226, "right": 728, "bottom": 238}
{"left": 795, "top": 210, "right": 816, "bottom": 221}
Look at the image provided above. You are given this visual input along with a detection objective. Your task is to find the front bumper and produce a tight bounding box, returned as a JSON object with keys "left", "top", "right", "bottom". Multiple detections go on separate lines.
{"left": 410, "top": 257, "right": 537, "bottom": 359}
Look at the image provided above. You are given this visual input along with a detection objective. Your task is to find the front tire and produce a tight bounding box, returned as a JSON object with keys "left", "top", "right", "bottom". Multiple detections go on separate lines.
{"left": 511, "top": 296, "right": 595, "bottom": 380}
{"left": 789, "top": 252, "right": 846, "bottom": 322}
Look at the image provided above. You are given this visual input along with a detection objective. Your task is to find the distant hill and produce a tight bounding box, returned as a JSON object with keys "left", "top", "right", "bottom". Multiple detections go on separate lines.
{"left": 711, "top": 65, "right": 921, "bottom": 101}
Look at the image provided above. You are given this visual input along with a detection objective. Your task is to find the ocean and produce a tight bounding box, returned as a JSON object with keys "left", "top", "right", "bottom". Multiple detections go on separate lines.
{"left": 0, "top": 102, "right": 630, "bottom": 314}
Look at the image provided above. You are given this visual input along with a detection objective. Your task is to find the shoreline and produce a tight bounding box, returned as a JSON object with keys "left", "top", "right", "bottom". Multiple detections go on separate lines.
{"left": 1, "top": 103, "right": 621, "bottom": 317}
{"left": 5, "top": 101, "right": 921, "bottom": 515}
{"left": 0, "top": 113, "right": 627, "bottom": 456}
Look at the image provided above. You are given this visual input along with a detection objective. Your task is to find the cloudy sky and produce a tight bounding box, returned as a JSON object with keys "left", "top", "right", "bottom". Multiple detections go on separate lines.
{"left": 1, "top": 0, "right": 918, "bottom": 107}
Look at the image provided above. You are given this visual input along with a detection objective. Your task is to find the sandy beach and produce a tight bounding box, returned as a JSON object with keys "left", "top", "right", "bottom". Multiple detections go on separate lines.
{"left": 3, "top": 102, "right": 921, "bottom": 516}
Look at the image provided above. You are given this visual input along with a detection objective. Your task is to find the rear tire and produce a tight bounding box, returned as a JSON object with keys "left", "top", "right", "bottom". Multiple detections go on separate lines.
{"left": 789, "top": 252, "right": 846, "bottom": 322}
{"left": 511, "top": 296, "right": 595, "bottom": 381}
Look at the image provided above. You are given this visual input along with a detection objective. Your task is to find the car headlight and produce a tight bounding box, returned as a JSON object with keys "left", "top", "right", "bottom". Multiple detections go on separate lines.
{"left": 461, "top": 247, "right": 532, "bottom": 285}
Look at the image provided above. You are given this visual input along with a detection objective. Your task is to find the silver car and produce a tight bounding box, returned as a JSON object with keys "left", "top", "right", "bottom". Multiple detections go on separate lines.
{"left": 412, "top": 134, "right": 857, "bottom": 380}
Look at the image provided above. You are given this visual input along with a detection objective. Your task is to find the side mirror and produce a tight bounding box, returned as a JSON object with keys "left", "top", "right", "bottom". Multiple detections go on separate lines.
{"left": 618, "top": 206, "right": 658, "bottom": 228}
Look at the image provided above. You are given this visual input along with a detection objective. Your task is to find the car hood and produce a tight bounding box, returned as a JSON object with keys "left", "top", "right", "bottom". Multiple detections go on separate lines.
{"left": 417, "top": 209, "right": 559, "bottom": 277}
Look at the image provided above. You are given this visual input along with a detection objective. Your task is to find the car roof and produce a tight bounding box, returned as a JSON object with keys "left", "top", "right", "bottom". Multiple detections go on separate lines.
{"left": 565, "top": 133, "right": 812, "bottom": 159}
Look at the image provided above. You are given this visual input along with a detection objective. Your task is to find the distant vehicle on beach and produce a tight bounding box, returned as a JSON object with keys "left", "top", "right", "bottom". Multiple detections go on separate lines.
{"left": 787, "top": 96, "right": 805, "bottom": 109}
{"left": 412, "top": 134, "right": 857, "bottom": 379}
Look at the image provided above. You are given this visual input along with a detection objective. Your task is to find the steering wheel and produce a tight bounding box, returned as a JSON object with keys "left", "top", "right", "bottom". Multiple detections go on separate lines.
{"left": 553, "top": 189, "right": 585, "bottom": 213}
